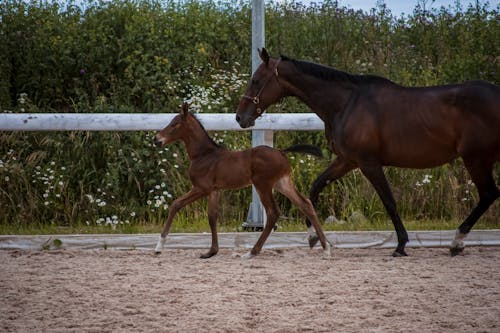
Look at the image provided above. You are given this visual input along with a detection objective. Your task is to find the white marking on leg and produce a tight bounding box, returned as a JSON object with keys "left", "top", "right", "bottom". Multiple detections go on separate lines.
{"left": 155, "top": 236, "right": 166, "bottom": 253}
{"left": 307, "top": 226, "right": 316, "bottom": 238}
{"left": 307, "top": 226, "right": 320, "bottom": 248}
{"left": 322, "top": 241, "right": 332, "bottom": 259}
{"left": 450, "top": 230, "right": 467, "bottom": 249}
{"left": 241, "top": 251, "right": 256, "bottom": 260}
{"left": 307, "top": 225, "right": 318, "bottom": 241}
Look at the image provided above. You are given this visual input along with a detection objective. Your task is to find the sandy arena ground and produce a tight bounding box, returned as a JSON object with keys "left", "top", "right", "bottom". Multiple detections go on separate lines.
{"left": 1, "top": 246, "right": 500, "bottom": 332}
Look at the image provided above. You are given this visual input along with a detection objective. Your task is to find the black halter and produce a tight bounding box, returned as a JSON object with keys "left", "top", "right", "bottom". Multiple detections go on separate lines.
{"left": 241, "top": 59, "right": 281, "bottom": 116}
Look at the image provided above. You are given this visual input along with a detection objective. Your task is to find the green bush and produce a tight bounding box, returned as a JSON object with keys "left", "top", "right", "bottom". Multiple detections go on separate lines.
{"left": 0, "top": 0, "right": 498, "bottom": 232}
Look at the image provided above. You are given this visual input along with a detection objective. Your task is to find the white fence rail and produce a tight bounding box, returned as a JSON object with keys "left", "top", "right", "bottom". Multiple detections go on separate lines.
{"left": 0, "top": 113, "right": 324, "bottom": 131}
{"left": 1, "top": 112, "right": 324, "bottom": 228}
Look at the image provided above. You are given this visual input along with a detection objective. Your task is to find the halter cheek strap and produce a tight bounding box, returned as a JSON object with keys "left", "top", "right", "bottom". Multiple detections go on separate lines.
{"left": 242, "top": 59, "right": 282, "bottom": 113}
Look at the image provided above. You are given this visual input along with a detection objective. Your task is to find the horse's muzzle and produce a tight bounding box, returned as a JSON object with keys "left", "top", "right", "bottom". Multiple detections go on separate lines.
{"left": 235, "top": 113, "right": 255, "bottom": 129}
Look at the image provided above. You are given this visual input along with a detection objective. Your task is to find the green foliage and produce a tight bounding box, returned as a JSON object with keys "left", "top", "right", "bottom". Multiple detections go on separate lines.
{"left": 40, "top": 237, "right": 63, "bottom": 250}
{"left": 0, "top": 0, "right": 498, "bottom": 232}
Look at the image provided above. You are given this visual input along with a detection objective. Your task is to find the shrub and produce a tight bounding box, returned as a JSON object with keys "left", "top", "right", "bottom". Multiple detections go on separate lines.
{"left": 0, "top": 0, "right": 498, "bottom": 230}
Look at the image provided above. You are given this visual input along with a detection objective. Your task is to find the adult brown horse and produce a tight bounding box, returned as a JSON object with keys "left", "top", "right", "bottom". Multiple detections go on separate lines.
{"left": 153, "top": 102, "right": 331, "bottom": 259}
{"left": 236, "top": 48, "right": 500, "bottom": 257}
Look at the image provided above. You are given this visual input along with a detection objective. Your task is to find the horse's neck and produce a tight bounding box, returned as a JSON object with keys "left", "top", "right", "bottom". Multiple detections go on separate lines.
{"left": 281, "top": 65, "right": 355, "bottom": 118}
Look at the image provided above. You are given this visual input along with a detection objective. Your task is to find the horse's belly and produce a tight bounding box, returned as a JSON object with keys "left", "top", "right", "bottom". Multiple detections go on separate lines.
{"left": 378, "top": 114, "right": 460, "bottom": 168}
{"left": 383, "top": 145, "right": 458, "bottom": 168}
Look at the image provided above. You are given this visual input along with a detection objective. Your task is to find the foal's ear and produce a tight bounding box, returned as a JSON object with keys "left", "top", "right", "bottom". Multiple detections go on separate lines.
{"left": 180, "top": 102, "right": 189, "bottom": 119}
{"left": 259, "top": 48, "right": 270, "bottom": 66}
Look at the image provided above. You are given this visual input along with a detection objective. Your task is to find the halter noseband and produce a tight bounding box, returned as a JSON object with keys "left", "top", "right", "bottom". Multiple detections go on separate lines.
{"left": 242, "top": 59, "right": 281, "bottom": 116}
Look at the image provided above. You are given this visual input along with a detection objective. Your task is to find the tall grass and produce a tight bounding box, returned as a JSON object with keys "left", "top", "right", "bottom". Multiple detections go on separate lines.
{"left": 0, "top": 0, "right": 498, "bottom": 233}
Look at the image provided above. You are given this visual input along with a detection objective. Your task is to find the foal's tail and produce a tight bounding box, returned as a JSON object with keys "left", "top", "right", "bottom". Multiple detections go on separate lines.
{"left": 281, "top": 144, "right": 323, "bottom": 158}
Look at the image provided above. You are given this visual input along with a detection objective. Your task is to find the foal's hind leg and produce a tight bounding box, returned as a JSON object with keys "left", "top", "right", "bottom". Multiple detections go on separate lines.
{"left": 276, "top": 176, "right": 332, "bottom": 258}
{"left": 451, "top": 159, "right": 499, "bottom": 256}
{"left": 242, "top": 185, "right": 280, "bottom": 259}
{"left": 307, "top": 158, "right": 355, "bottom": 248}
{"left": 200, "top": 191, "right": 219, "bottom": 259}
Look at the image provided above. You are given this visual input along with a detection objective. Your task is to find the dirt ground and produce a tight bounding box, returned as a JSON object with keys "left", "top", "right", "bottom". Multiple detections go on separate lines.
{"left": 1, "top": 246, "right": 499, "bottom": 333}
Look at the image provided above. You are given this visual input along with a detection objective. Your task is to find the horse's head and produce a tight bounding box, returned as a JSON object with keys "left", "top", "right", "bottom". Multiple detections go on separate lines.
{"left": 236, "top": 48, "right": 284, "bottom": 128}
{"left": 154, "top": 102, "right": 191, "bottom": 147}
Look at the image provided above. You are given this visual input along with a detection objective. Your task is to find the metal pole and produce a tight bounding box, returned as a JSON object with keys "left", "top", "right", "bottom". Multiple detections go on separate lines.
{"left": 251, "top": 0, "right": 265, "bottom": 72}
{"left": 243, "top": 0, "right": 272, "bottom": 230}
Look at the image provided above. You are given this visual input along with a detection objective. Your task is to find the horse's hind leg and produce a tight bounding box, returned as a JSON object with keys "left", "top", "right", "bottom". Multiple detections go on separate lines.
{"left": 307, "top": 157, "right": 355, "bottom": 248}
{"left": 200, "top": 191, "right": 219, "bottom": 259}
{"left": 242, "top": 185, "right": 280, "bottom": 259}
{"left": 451, "top": 159, "right": 499, "bottom": 256}
{"left": 276, "top": 176, "right": 332, "bottom": 258}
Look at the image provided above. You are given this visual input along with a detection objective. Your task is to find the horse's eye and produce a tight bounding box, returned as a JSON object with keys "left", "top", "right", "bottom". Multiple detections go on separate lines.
{"left": 251, "top": 79, "right": 259, "bottom": 86}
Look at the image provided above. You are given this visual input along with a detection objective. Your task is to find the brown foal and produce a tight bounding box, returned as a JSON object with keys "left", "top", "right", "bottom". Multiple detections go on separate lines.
{"left": 153, "top": 102, "right": 331, "bottom": 259}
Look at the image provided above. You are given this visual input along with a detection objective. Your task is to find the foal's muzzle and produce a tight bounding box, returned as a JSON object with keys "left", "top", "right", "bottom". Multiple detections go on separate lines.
{"left": 153, "top": 136, "right": 164, "bottom": 147}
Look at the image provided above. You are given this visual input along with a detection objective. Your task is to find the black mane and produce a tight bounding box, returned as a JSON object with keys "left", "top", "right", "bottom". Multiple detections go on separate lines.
{"left": 280, "top": 55, "right": 393, "bottom": 85}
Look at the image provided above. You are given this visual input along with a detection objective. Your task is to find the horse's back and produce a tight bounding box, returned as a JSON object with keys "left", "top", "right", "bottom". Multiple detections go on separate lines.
{"left": 347, "top": 80, "right": 500, "bottom": 166}
{"left": 455, "top": 80, "right": 500, "bottom": 114}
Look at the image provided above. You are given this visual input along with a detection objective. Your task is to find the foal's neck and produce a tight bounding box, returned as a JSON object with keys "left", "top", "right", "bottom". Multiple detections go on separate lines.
{"left": 182, "top": 121, "right": 220, "bottom": 160}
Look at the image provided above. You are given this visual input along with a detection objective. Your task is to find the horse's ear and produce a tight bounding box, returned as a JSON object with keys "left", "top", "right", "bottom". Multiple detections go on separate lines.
{"left": 259, "top": 48, "right": 270, "bottom": 66}
{"left": 180, "top": 102, "right": 189, "bottom": 119}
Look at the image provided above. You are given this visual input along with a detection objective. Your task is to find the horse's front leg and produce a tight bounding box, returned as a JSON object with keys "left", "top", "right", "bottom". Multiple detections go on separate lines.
{"left": 155, "top": 187, "right": 207, "bottom": 254}
{"left": 359, "top": 162, "right": 409, "bottom": 257}
{"left": 307, "top": 157, "right": 355, "bottom": 248}
{"left": 200, "top": 191, "right": 220, "bottom": 259}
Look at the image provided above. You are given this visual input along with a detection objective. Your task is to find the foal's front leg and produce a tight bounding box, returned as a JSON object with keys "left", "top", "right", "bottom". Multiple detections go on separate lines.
{"left": 200, "top": 191, "right": 219, "bottom": 259}
{"left": 155, "top": 187, "right": 207, "bottom": 254}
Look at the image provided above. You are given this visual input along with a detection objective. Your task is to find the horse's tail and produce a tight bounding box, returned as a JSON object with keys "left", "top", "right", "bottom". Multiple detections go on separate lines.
{"left": 281, "top": 144, "right": 323, "bottom": 158}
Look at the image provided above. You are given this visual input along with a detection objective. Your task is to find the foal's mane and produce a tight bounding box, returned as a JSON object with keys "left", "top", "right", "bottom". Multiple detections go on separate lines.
{"left": 280, "top": 55, "right": 393, "bottom": 86}
{"left": 189, "top": 113, "right": 222, "bottom": 149}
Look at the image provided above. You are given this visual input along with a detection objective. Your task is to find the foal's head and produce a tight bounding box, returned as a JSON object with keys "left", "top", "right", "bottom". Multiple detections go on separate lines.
{"left": 154, "top": 102, "right": 192, "bottom": 147}
{"left": 236, "top": 48, "right": 284, "bottom": 128}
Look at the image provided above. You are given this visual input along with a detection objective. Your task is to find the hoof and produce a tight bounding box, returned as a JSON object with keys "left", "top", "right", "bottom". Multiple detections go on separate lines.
{"left": 321, "top": 241, "right": 332, "bottom": 259}
{"left": 392, "top": 250, "right": 408, "bottom": 257}
{"left": 200, "top": 252, "right": 217, "bottom": 259}
{"left": 321, "top": 251, "right": 332, "bottom": 260}
{"left": 450, "top": 247, "right": 464, "bottom": 257}
{"left": 241, "top": 251, "right": 256, "bottom": 260}
{"left": 308, "top": 234, "right": 319, "bottom": 248}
